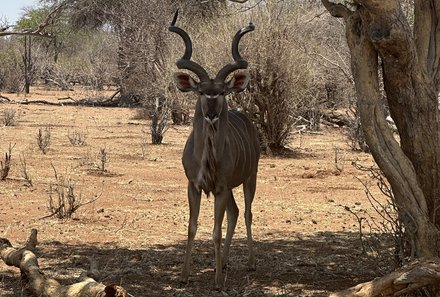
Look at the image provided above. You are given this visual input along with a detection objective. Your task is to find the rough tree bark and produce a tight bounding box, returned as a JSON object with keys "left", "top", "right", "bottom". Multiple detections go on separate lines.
{"left": 321, "top": 0, "right": 440, "bottom": 295}
{"left": 0, "top": 229, "right": 127, "bottom": 297}
{"left": 322, "top": 0, "right": 440, "bottom": 258}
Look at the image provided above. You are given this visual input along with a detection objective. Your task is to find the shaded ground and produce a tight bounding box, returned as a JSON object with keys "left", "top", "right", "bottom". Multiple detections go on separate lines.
{"left": 1, "top": 232, "right": 393, "bottom": 297}
{"left": 0, "top": 89, "right": 394, "bottom": 296}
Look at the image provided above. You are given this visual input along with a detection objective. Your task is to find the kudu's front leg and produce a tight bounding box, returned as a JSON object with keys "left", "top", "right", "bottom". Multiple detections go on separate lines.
{"left": 213, "top": 190, "right": 228, "bottom": 290}
{"left": 180, "top": 182, "right": 201, "bottom": 284}
{"left": 222, "top": 190, "right": 238, "bottom": 269}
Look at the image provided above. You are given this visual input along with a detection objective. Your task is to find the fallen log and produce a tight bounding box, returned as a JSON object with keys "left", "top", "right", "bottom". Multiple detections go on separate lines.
{"left": 321, "top": 109, "right": 352, "bottom": 127}
{"left": 330, "top": 258, "right": 440, "bottom": 297}
{"left": 13, "top": 98, "right": 121, "bottom": 107}
{"left": 0, "top": 94, "right": 11, "bottom": 103}
{"left": 0, "top": 229, "right": 128, "bottom": 297}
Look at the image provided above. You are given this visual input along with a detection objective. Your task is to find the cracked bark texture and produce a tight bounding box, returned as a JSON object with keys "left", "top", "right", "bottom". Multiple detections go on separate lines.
{"left": 322, "top": 0, "right": 440, "bottom": 259}
{"left": 321, "top": 0, "right": 440, "bottom": 295}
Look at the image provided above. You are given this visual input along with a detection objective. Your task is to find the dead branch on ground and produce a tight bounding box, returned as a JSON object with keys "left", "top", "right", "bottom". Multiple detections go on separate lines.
{"left": 0, "top": 229, "right": 128, "bottom": 297}
{"left": 330, "top": 258, "right": 440, "bottom": 297}
{"left": 0, "top": 94, "right": 11, "bottom": 102}
{"left": 5, "top": 96, "right": 128, "bottom": 107}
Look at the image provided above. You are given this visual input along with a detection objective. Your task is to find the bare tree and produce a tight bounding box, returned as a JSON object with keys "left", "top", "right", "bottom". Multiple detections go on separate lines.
{"left": 59, "top": 0, "right": 174, "bottom": 105}
{"left": 22, "top": 36, "right": 34, "bottom": 94}
{"left": 0, "top": 3, "right": 70, "bottom": 94}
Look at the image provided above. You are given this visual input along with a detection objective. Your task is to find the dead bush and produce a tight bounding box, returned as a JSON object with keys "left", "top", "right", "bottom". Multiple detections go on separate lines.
{"left": 132, "top": 96, "right": 172, "bottom": 144}
{"left": 231, "top": 4, "right": 317, "bottom": 153}
{"left": 19, "top": 153, "right": 33, "bottom": 187}
{"left": 48, "top": 165, "right": 79, "bottom": 219}
{"left": 67, "top": 128, "right": 87, "bottom": 146}
{"left": 148, "top": 96, "right": 170, "bottom": 144}
{"left": 349, "top": 161, "right": 409, "bottom": 268}
{"left": 47, "top": 164, "right": 100, "bottom": 219}
{"left": 96, "top": 147, "right": 108, "bottom": 172}
{"left": 37, "top": 127, "right": 51, "bottom": 154}
{"left": 1, "top": 109, "right": 18, "bottom": 126}
{"left": 1, "top": 143, "right": 14, "bottom": 181}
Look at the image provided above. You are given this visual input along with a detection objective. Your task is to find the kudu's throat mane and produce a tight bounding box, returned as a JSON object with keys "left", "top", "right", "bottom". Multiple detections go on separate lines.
{"left": 196, "top": 109, "right": 226, "bottom": 196}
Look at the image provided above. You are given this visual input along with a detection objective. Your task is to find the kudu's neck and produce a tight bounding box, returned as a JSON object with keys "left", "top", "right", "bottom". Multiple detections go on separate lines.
{"left": 192, "top": 97, "right": 228, "bottom": 194}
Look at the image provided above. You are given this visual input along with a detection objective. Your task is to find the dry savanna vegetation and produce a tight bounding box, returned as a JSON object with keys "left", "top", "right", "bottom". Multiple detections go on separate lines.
{"left": 0, "top": 89, "right": 392, "bottom": 296}
{"left": 1, "top": 0, "right": 439, "bottom": 296}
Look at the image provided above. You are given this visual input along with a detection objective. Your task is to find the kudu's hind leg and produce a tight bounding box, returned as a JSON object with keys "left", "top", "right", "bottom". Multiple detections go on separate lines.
{"left": 222, "top": 190, "right": 239, "bottom": 269}
{"left": 243, "top": 174, "right": 257, "bottom": 271}
{"left": 180, "top": 182, "right": 201, "bottom": 284}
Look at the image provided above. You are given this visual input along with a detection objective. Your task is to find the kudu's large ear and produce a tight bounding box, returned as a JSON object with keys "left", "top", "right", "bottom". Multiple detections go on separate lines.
{"left": 174, "top": 72, "right": 198, "bottom": 92}
{"left": 226, "top": 72, "right": 250, "bottom": 94}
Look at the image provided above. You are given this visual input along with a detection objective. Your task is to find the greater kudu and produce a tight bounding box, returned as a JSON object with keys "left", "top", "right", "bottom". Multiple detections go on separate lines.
{"left": 169, "top": 11, "right": 260, "bottom": 290}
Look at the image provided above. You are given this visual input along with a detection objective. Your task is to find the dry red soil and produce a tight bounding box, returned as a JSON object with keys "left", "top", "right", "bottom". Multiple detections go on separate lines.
{"left": 0, "top": 89, "right": 393, "bottom": 296}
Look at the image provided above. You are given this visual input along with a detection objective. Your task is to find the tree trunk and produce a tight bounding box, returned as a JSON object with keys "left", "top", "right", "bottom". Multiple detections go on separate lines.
{"left": 117, "top": 44, "right": 143, "bottom": 107}
{"left": 321, "top": 0, "right": 440, "bottom": 258}
{"left": 23, "top": 36, "right": 32, "bottom": 94}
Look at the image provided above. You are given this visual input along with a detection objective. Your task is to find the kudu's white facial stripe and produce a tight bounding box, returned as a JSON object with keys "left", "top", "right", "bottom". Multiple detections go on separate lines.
{"left": 205, "top": 94, "right": 220, "bottom": 99}
{"left": 202, "top": 94, "right": 222, "bottom": 125}
{"left": 204, "top": 116, "right": 219, "bottom": 125}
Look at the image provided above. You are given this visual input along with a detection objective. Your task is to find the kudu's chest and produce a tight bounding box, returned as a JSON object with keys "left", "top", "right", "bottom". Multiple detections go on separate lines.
{"left": 182, "top": 111, "right": 259, "bottom": 195}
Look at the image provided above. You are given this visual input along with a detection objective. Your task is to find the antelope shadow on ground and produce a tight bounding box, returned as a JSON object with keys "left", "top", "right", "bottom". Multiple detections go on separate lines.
{"left": 0, "top": 231, "right": 394, "bottom": 296}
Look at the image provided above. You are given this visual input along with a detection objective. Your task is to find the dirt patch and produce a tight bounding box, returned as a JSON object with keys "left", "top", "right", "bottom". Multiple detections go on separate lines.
{"left": 0, "top": 92, "right": 393, "bottom": 296}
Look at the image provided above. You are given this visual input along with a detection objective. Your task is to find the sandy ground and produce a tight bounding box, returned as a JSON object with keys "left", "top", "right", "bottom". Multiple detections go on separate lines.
{"left": 0, "top": 89, "right": 395, "bottom": 296}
